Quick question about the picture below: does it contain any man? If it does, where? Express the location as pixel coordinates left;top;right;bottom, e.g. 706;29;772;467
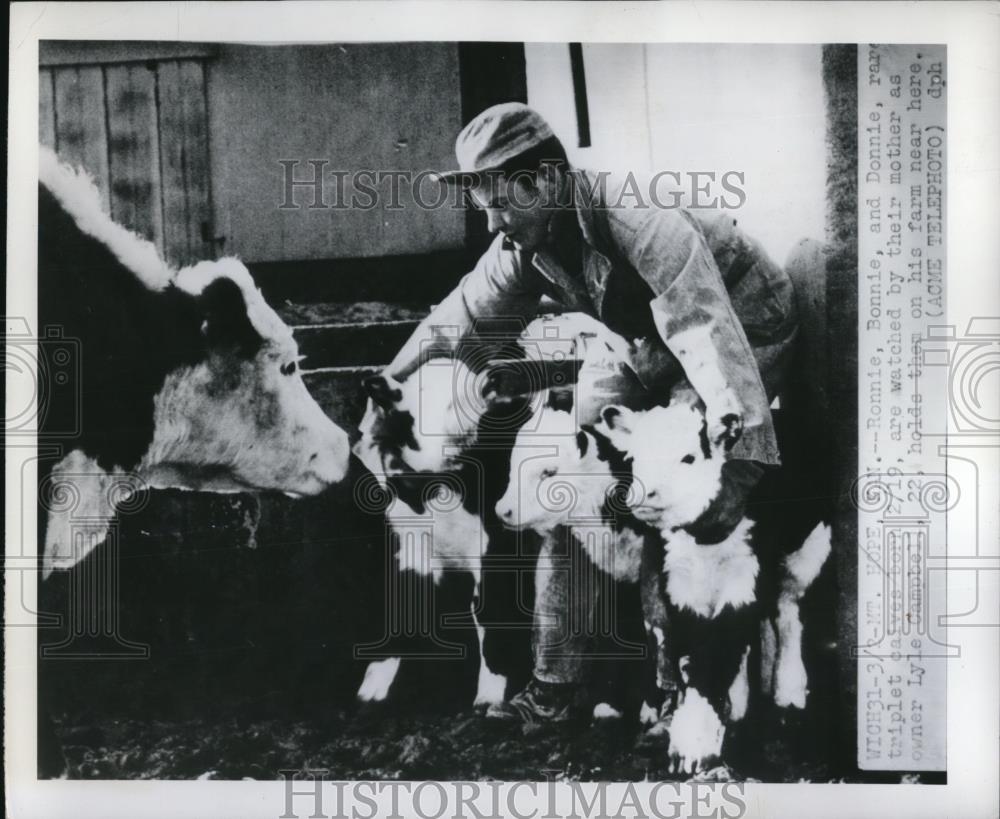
368;102;798;724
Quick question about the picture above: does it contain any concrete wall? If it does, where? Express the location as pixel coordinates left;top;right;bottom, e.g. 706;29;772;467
525;43;826;266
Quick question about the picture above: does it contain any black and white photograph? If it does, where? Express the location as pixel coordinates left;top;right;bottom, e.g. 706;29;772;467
6;3;999;819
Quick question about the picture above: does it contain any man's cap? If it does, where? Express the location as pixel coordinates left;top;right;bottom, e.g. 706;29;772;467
434;102;555;185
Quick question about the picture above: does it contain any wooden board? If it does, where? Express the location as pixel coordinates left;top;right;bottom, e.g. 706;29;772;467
155;60;191;266
39;69;56;149
40;41;217;67
179;61;213;262
156;59;214;266
52;66;111;210
104;64;164;250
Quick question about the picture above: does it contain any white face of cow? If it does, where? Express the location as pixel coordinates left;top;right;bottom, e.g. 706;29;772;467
595;402;738;530
494;406;615;533
140;259;351;496
355;359;485;478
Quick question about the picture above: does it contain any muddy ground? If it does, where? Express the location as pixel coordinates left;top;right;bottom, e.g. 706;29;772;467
54;701;842;782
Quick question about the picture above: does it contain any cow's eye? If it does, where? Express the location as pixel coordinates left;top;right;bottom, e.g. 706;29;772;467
540;467;557;479
280;361;297;376
681;454;696;464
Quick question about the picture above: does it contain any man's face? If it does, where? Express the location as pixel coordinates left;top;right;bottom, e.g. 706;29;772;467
468;172;552;253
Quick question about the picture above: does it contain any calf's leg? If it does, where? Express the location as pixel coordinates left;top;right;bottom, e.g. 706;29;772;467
772;523;832;709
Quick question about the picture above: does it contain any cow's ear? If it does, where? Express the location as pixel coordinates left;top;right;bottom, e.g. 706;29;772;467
363;375;402;410
198;277;262;355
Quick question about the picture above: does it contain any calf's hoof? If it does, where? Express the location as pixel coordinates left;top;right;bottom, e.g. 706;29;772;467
665;689;725;777
773;658;809;709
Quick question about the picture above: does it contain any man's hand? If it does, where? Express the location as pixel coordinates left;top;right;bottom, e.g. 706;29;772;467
480;359;545;404
705;386;744;452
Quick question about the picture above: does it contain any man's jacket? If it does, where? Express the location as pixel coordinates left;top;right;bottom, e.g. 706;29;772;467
419;170;796;464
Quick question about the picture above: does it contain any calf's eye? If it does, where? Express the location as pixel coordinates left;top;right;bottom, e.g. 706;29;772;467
540;467;557;479
280;361;297;376
681;454;696;464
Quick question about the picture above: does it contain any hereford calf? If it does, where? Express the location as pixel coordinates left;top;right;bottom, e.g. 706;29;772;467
494;401;662;721
596;401;831;774
353;359;530;708
495;404;641;582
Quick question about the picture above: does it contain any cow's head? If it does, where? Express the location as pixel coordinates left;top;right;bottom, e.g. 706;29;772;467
354;359;484;481
140;259;351;496
494;404;623;533
594;401;740;530
38;149;352;579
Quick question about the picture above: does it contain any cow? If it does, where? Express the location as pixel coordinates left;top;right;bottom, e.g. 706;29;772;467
352;358;535;709
37;147;351;578
36;147;352;775
595;399;832;774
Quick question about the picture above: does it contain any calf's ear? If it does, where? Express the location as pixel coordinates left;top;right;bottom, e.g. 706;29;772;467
599;405;633;433
595;405;635;454
363;375;403;410
198;276;263;355
714;412;744;452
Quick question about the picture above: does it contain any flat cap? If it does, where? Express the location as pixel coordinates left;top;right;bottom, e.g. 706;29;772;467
434;102;555;185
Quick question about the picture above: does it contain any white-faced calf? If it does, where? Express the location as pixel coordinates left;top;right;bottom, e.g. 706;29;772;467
495;404;642;583
596;401;831;774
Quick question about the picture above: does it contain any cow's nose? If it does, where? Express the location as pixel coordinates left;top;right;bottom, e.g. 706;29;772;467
498;506;513;520
646;489;659;500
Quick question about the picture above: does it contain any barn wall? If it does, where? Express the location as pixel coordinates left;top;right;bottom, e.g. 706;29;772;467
205;43;466;264
39;41;470;271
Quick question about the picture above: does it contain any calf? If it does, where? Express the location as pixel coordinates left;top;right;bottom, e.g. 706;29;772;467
596;401;831;774
493;310;659;720
353;311;647;714
353;359;532;708
495;404;641;582
494;402;659;721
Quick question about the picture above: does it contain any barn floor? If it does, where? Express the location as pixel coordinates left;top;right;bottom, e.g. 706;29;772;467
54;705;843;782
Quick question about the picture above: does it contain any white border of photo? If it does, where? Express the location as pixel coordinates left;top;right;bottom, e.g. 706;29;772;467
7;3;999;818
